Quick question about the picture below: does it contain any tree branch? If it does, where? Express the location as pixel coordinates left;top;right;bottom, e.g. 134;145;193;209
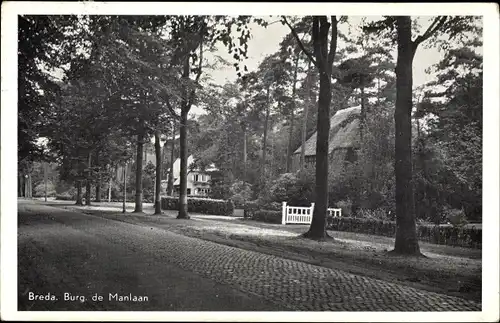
414;16;448;47
188;23;205;107
327;16;338;67
164;95;180;120
282;16;318;69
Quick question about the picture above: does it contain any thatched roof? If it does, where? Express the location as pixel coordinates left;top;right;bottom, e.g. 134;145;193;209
294;106;361;156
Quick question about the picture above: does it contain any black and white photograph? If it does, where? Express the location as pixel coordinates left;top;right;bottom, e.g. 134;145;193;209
1;2;499;322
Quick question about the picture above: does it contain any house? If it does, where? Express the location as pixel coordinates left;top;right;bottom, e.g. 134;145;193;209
168;155;218;197
292;106;361;172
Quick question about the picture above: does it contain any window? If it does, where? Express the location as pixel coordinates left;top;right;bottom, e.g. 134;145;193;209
194;174;199;182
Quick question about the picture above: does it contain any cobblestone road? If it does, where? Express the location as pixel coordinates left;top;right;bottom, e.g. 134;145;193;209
18;201;481;311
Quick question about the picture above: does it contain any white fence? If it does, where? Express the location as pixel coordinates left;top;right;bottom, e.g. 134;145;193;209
281;202;342;225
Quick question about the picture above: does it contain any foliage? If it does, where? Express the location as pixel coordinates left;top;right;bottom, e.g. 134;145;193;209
243;200;260;218
327;217;481;249
262;172;314;207
252;210;282;224
443;207;469;228
229;180;253;208
160;196;234;216
33;181;57;197
335;200;353;218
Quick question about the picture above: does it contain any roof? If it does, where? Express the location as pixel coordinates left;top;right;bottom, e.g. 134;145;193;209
294;106;361;156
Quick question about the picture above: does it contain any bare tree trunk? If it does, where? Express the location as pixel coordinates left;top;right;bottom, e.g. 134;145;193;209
177;108;190;219
44;162;48;202
19;174;24;197
242;125;247;182
85;153;92;206
392;16;421;255
261;85;271;183
300;61;313;170
286;54;300;172
303;16;338;240
304;69;332;239
76;180;83;205
154;130;162;214
134;131;144;213
122;164;127;213
108;174;112;203
167;122;175;196
95;153;101;202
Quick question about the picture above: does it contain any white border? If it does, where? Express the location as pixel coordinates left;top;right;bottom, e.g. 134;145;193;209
2;2;499;322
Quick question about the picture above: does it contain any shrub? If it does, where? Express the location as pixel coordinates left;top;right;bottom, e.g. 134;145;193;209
229;181;253;208
335;200;352;217
357;208;391;221
243;200;260;218
264;172;314;206
33;181;57;197
444;207;469;228
263;201;282;211
252;209;282;224
55;194;75;201
160;196;234;216
326;217;481;249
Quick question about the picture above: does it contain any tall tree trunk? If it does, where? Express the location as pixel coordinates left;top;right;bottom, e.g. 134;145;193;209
286;54;300;172
393;16;421;255
134;131;144;213
177;108;190;219
108;172;112;203
242;125;247;182
28;173;32;198
122;164;127;213
44;162;48;202
303;16;337;240
95;153;101;202
85;153;92;206
300;61;313;170
261;85;271;183
304;69;332;239
360;83;366;142
76;180;83;205
167;122;175;196
19;174;24;197
154;130;162;214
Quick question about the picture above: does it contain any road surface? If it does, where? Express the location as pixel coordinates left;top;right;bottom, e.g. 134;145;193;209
17;200;481;311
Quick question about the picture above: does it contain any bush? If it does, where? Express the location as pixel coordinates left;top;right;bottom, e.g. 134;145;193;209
335;199;352;217
263;172;314;206
327;217;481;249
55;194;75;201
252;209;282;224
357;208;391;221
243;200;260;218
263;201;282;211
444;207;469;227
160;196;234;216
229;181;253;208
33;181;57;197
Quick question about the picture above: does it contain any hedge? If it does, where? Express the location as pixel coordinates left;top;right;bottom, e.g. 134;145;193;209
252;209;282;224
245;203;481;249
161;196;234;216
55;195;75;201
327;217;481;249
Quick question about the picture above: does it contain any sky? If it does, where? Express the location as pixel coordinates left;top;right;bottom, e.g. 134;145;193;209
193;16;447;115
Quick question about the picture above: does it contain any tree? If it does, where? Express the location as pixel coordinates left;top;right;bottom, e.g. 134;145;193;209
154;130;162;214
364;15;481;255
162;15;268;218
283;16;341;240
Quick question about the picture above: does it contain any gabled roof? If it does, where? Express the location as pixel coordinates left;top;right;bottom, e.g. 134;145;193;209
294;106;361;156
